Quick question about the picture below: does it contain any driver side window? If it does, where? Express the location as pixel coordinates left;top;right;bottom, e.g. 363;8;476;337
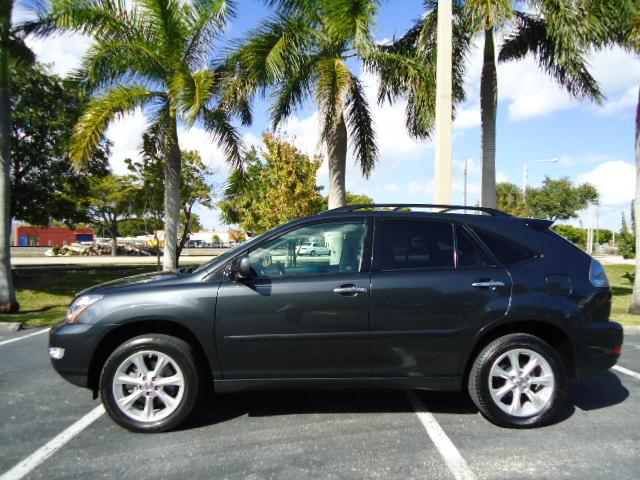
248;221;367;277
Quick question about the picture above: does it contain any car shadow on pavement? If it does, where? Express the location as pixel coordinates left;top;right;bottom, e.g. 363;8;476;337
180;371;628;431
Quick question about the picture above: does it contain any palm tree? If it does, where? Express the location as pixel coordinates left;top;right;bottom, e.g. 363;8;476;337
227;0;380;209
382;0;602;208
47;0;245;270
1;0;37;313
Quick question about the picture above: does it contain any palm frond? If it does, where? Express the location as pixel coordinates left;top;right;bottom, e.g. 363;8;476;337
78;38;167;87
499;12;604;103
269;54;318;128
345;74;377;178
7;37;36;66
70;85;162;168
184;0;236;63
49;0;146;41
201;107;244;167
323;0;380;51
137;0;187;56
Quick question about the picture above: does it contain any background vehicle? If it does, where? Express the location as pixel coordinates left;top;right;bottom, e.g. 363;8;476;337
49;204;623;432
297;241;331;256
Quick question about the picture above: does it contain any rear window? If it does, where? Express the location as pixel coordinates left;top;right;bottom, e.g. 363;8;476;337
472;227;537;266
380;220;454;270
456;226;492;268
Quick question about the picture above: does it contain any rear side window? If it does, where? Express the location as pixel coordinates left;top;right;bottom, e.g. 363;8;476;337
456;226;492;268
379;220;454;270
472;227;536;266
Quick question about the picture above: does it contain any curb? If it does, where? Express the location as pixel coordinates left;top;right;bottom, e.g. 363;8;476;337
0;322;23;333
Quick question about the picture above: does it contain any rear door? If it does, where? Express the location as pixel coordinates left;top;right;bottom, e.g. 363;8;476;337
370;218;511;378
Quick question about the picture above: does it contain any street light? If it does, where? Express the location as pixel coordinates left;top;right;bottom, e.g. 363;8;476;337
522;157;560;200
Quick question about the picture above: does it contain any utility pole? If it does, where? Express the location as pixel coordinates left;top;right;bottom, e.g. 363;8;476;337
463;158;469;206
434;0;453;204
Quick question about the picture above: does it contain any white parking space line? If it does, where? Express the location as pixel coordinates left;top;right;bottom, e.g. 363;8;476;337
0;328;50;347
612;365;640;381
404;390;476;480
0;405;105;480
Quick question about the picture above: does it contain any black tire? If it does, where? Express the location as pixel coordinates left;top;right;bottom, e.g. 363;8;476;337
468;333;567;428
100;334;200;433
310;250;316;256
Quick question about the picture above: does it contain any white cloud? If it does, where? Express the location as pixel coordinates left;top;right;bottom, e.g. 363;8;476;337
454;103;481;130
577;160;635;206
382;183;399;192
26;34;91;77
407;180;435;197
105;109;149;174
496;171;509;183
597;86;638;116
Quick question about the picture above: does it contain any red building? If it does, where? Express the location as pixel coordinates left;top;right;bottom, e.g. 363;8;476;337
12;226;94;247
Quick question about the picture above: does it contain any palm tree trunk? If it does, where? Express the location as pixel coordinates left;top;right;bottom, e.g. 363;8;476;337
628;86;640;314
0;7;19;313
162;115;181;271
327;114;347;210
480;27;498;209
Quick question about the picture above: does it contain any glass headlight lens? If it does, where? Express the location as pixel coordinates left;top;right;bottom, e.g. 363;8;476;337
589;259;609;288
66;294;103;323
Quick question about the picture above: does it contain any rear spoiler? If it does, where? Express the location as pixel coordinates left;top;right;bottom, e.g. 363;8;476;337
523;218;555;231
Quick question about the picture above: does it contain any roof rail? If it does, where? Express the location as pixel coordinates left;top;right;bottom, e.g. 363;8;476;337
324;203;512;217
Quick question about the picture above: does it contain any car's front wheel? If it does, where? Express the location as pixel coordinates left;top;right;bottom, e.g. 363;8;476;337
100;334;200;433
468;333;567;428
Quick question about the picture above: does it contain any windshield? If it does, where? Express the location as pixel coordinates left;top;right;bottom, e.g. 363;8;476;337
192;231;270;274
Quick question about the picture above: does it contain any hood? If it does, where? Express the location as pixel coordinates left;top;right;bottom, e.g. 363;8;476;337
77;270;192;297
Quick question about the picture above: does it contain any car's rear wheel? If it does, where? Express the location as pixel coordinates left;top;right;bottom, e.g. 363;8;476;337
100;334;199;433
310;250;316;256
468;333;567;428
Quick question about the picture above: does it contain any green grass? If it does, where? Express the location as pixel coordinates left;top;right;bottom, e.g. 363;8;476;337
4;264;640;328
604;264;640;327
4;267;157;327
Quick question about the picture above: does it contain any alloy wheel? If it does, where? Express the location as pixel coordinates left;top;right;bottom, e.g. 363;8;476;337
112;350;185;423
488;348;555;418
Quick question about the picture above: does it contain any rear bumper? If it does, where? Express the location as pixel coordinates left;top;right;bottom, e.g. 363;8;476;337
48;322;114;389
574;321;623;380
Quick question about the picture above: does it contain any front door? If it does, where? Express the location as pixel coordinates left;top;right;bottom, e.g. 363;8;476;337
370;219;511;378
215;219;372;379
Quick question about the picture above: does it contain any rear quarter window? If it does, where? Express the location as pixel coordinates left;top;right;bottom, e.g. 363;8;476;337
472;227;537;266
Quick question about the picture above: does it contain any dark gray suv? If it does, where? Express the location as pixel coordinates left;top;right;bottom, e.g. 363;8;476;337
48;204;623;432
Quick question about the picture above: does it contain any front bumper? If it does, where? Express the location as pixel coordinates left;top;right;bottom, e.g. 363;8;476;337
574;321;624;380
48;322;114;389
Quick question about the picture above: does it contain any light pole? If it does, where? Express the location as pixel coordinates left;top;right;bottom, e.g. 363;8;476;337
434;0;453;204
463;158;470;206
522;157;560;201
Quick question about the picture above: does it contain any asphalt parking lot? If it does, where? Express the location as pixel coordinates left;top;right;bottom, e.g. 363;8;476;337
0;329;638;480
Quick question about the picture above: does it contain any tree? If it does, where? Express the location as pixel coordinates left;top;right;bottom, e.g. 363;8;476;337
220;134;324;234
48;0;245;271
496;182;528;216
228;0;379;209
0;0;38;312
127;137;215;266
211;234;221;246
11;60;110;225
80;174;140;255
382;1;601;208
526;177;598;221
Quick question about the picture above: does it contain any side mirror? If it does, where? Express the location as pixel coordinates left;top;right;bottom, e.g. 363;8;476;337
233;254;253;279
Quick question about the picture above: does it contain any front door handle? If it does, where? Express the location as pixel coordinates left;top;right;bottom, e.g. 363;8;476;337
471;280;505;289
333;285;367;296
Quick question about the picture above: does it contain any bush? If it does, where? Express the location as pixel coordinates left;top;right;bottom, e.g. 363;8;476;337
51;245;61;256
552;225;587;250
618;231;636;259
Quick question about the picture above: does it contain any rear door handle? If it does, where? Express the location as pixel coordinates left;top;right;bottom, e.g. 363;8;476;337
471;280;505;289
333;285;367;296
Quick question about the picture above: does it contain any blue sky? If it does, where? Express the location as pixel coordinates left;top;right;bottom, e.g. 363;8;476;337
16;0;640;231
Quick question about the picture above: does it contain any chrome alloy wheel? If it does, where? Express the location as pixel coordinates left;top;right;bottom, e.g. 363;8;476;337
112;350;185;422
488;348;555;418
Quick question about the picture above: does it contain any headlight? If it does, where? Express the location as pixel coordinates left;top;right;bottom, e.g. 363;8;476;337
589;259;609;288
66;294;103;323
